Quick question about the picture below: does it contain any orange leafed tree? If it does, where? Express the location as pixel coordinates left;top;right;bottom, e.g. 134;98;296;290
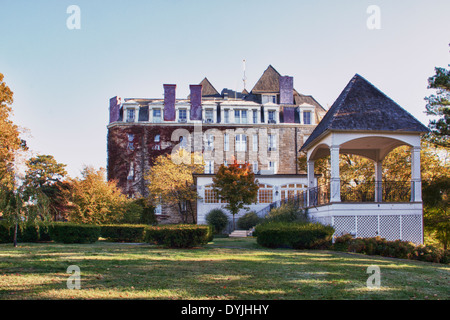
212;159;259;230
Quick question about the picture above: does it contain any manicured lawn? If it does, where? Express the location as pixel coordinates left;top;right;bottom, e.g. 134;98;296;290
0;237;448;300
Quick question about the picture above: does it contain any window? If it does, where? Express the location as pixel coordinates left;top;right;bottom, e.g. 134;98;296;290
205;160;214;174
153;134;160;150
153;109;162;123
258;184;273;203
178;109;187;122
127;109;135;122
253;110;258;124
205;109;214;123
252;161;258;173
224;133;229;151
269;161;277;173
127;163;134;181
224;109;229;123
303;111;311;124
179;136;188;150
155;197;162;215
268;111;276;123
252;134;258;152
280;184;307;201
235;134;247;152
268;134;277;151
127;134;134;151
223;160;228;167
204;185;221;203
234;110;247;124
205;134;214;151
262;95;277;104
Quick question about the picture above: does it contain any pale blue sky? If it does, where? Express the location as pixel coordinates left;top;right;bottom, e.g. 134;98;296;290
1;0;449;178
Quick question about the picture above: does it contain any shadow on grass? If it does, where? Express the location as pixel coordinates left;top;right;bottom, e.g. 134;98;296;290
0;240;448;300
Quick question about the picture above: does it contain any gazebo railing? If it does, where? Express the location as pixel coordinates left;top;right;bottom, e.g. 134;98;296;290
340;180;412;203
305;180;414;207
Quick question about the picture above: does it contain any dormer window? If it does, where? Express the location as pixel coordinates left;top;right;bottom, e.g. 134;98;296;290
153;109;162;123
252;110;258;124
127;109;136;122
303;111;312;125
262;94;277;104
178;109;187;123
268;111;276;124
234;110;247;124
224;109;229;123
205;110;214;123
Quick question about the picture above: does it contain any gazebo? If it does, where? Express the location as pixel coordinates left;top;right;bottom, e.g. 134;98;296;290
300;74;429;244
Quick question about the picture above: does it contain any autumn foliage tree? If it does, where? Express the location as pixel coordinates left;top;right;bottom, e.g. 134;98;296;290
62;166;129;224
212;160;259;230
0;73;25;188
146;149;204;223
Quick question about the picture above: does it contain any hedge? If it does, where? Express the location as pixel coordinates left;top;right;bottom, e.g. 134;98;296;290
333;234;450;264
100;224;147;242
49;223;100;244
255;222;335;249
0;222;51;244
144;224;212;248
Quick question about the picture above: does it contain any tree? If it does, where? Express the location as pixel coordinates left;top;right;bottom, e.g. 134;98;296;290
425;65;450;148
212;160;259;230
0;184;51;247
0;73;24;189
22;154;68;220
62;166;129;224
145;149;204;223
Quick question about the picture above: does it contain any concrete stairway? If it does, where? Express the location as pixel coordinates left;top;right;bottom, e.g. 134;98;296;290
229;229;252;238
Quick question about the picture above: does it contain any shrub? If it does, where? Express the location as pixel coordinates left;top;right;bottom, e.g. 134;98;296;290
237;211;262;230
100;224;147;242
144;224;211;248
256;222;335;249
49;223;100;244
263;203;307;224
332;235;449;264
205;209;229;234
332;233;354;252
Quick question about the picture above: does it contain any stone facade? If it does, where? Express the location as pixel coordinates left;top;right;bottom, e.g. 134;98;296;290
106;65;326;224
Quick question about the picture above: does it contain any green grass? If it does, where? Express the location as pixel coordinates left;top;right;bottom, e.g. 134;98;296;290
0;237;448;300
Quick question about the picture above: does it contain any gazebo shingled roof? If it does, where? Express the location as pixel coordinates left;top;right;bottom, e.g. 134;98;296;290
301;74;429;152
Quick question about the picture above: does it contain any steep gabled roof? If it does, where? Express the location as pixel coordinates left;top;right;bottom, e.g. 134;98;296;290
199;77;221;98
250;65;282;93
301;74;429;151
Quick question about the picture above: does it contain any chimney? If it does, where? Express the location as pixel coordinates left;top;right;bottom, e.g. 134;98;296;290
279;76;294;105
109;96;122;124
163;84;176;121
190;84;202;121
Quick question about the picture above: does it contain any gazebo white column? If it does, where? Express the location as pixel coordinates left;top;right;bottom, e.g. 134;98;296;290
411;146;422;202
374;160;383;202
306;160;315;206
330;145;341;202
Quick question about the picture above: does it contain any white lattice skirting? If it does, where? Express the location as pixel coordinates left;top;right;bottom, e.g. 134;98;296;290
308;203;423;244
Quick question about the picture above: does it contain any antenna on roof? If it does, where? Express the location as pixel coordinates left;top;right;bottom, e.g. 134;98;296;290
242;59;247;91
